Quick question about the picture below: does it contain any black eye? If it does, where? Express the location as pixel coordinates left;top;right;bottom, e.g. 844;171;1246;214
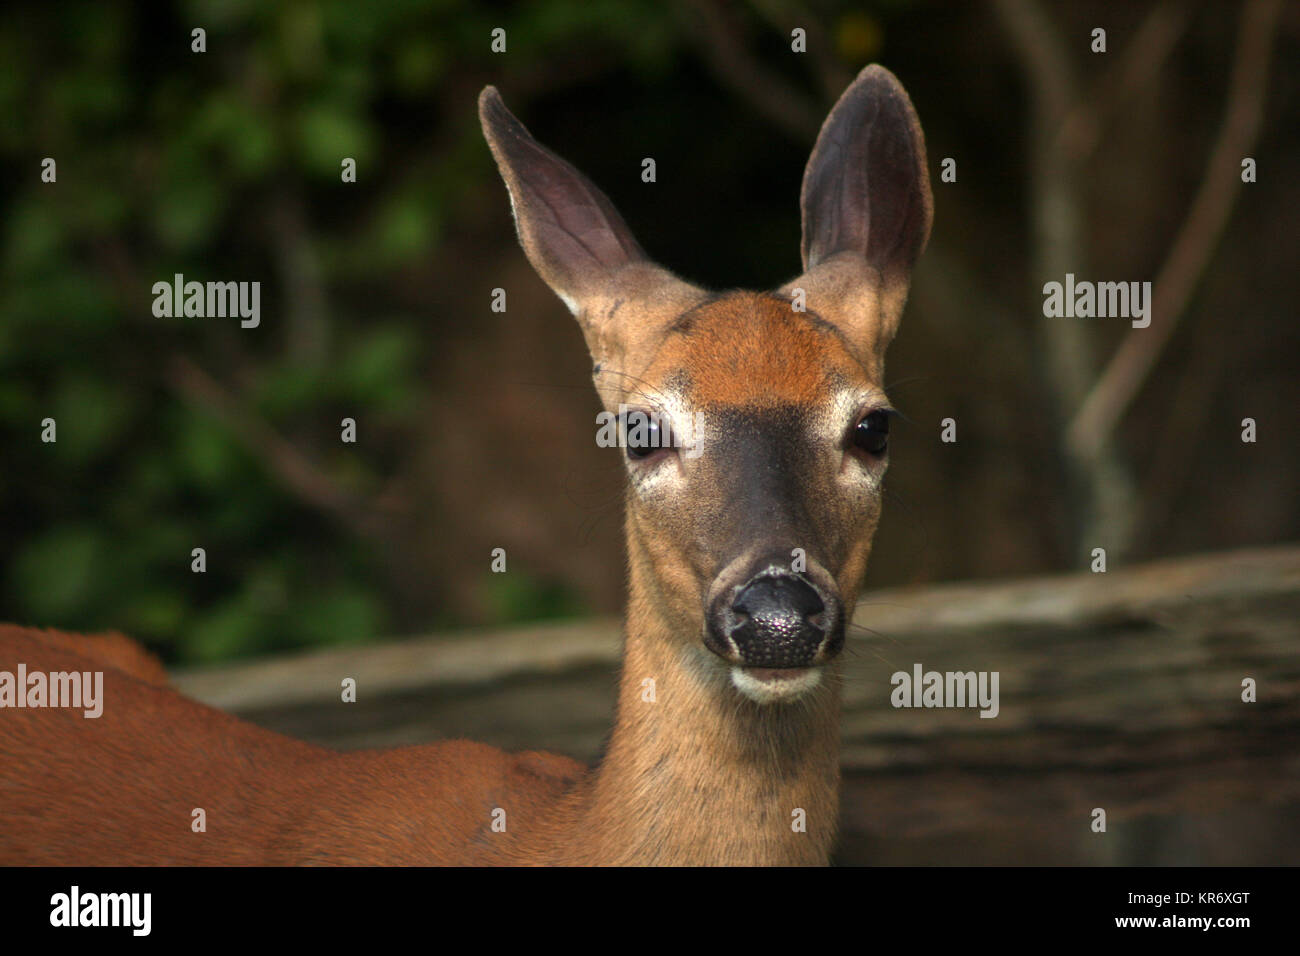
852;411;890;456
621;410;663;460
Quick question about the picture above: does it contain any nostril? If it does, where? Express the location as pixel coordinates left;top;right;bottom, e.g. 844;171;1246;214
732;576;825;625
796;591;825;622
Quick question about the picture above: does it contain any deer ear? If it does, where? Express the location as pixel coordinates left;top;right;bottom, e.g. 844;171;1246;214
479;87;704;401
781;66;932;366
478;86;648;312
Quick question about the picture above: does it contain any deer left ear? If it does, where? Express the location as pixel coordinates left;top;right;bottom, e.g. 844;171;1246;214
780;65;932;369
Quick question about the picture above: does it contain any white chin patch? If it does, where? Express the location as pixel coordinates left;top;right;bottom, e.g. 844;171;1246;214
730;666;823;704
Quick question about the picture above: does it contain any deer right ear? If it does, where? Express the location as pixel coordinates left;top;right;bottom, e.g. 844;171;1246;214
478;87;704;395
780;66;933;370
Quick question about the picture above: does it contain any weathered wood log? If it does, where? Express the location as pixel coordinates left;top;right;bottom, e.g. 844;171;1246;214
172;545;1300;864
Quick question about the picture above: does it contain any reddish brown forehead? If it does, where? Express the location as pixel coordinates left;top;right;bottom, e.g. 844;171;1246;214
648;292;863;407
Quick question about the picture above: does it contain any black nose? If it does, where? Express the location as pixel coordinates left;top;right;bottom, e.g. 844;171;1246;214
722;574;835;668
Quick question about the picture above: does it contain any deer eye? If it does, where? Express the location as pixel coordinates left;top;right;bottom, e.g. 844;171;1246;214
852;410;890;456
620;410;667;461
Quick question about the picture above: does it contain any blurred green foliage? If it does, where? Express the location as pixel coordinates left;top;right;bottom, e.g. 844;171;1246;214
0;0;717;662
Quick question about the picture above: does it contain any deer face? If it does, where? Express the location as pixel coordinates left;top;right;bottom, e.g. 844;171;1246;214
480;66;931;704
612;292;893;702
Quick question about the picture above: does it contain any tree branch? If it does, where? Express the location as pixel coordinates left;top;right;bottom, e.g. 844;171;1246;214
993;0;1143;559
1059;1;1190;160
677;0;822;142
1067;0;1282;465
165;354;383;542
747;0;856;103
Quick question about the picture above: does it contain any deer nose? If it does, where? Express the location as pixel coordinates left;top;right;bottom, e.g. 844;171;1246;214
723;573;836;668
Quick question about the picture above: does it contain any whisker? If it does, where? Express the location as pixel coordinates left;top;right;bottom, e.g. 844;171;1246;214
839;639;903;671
881;375;930;395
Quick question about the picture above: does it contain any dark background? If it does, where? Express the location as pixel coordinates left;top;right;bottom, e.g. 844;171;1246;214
1;0;1295;664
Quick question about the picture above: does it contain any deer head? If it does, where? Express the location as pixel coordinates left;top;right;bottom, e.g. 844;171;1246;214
480;65;931;707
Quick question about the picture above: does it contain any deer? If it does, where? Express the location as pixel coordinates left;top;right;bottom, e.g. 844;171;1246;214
0;64;931;866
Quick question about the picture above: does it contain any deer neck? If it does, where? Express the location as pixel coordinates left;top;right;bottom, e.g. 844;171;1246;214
566;532;842;866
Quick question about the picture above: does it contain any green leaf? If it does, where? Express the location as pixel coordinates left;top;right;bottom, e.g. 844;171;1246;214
338;325;418;407
294;587;383;647
297;103;374;177
254;362;328;418
9;526;106;622
481;570;585;624
178;415;243;490
152;173;220;251
369;191;438;264
50;375;134;465
117;590;188;639
3;198;64;273
186;596;264;663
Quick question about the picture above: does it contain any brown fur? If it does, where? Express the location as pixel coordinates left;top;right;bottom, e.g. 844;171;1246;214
0;626;586;865
0;619;830;865
661;294;857;407
5;625;171;686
